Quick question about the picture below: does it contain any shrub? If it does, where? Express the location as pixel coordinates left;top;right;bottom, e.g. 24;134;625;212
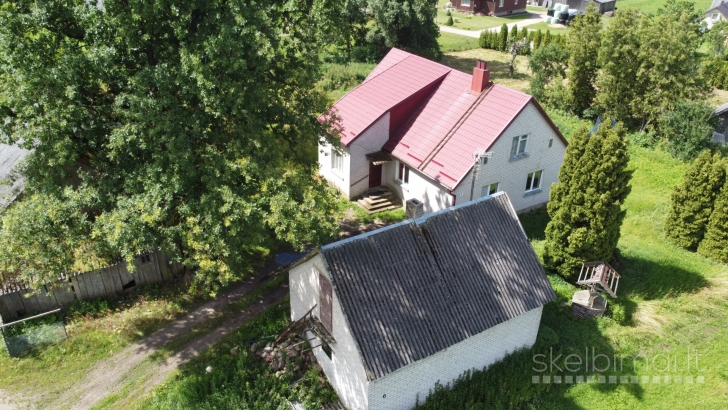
67;297;111;319
659;99;719;161
665;150;726;250
350;45;383;64
446;15;454;26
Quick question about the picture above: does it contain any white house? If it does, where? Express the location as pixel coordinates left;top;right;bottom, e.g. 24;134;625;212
319;49;567;214
705;0;728;28
0;142;30;209
288;192;556;410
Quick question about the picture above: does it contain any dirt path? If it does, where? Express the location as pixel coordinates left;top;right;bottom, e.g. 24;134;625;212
45;264;287;410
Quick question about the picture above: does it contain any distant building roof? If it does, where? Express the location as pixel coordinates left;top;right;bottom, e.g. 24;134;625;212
715;101;728;116
0;143;30;208
324;49;566;190
312;192;556;379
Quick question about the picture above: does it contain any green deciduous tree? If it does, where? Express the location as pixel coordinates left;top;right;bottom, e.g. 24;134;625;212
528;44;569;102
665;151;726;250
566;4;601;116
698;178;728;263
659;100;719;161
0;0;340;292
543;122;633;278
367;0;442;60
705;20;728;58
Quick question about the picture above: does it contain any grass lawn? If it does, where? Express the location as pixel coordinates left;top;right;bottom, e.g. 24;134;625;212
438;32;481;53
441;48;532;92
618;0;712;15
525;21;569;34
436;10;535;31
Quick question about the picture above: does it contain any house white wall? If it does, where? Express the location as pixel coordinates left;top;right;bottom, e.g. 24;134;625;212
347;113;391;198
319;143;352;199
289;255;371;410
383;161;454;214
367;306;544;410
318;113;390;200
705;10;726;29
452;102;566;213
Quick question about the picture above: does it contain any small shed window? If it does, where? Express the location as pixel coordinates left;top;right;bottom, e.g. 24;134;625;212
319;273;333;333
462;0;471;6
140;254;152;265
499;0;504;7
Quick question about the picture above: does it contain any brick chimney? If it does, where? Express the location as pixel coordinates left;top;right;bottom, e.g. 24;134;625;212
470;60;490;94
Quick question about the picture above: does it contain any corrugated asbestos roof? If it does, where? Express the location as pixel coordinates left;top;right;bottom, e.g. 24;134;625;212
319;192;556;379
0;143;30;208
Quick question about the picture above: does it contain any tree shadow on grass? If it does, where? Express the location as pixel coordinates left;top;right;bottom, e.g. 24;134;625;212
618;254;710;301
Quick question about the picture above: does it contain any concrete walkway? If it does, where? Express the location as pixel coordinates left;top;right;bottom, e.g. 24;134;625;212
439;10;547;38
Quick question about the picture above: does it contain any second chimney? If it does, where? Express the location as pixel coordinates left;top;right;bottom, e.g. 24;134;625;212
471;60;490;94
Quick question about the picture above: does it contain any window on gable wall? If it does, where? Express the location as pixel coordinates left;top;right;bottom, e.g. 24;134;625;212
713;13;719;20
525;170;543;192
510;135;528;158
396;161;410;184
481;182;499;197
331;148;344;174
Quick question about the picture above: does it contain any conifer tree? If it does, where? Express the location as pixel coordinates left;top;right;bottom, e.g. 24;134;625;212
446;15;454;26
543;121;632;278
543;30;552;46
665;151;726;250
534;29;543;49
499;23;509;51
698;178;728;263
566;3;601;116
510;25;519;45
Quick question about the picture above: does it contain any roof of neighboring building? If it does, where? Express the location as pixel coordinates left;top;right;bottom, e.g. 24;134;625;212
715;101;728;116
326;49;566;190
0;143;30;208
313;192;556;380
706;2;728;16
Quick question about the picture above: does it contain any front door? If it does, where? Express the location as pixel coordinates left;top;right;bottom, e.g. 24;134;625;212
369;163;382;188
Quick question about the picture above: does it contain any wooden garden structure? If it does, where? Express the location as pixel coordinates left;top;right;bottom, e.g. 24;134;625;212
571;262;621;319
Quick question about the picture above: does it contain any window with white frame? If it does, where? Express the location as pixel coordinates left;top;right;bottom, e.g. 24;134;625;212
525;170;543;192
499;0;504;7
510;134;528;158
481;182;499;197
713;12;719;20
515;0;518;5
462;0;471;6
331;148;344;174
396;161;410;184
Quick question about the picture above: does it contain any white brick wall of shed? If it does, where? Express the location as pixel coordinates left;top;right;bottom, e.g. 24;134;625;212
452;102;566;212
367;306;544;410
289;255;371;410
318;113;391;200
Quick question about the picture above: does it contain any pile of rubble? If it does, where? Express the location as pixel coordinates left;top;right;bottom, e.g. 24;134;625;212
248;333;318;376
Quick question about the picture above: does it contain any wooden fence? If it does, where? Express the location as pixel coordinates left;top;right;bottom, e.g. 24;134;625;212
0;252;179;322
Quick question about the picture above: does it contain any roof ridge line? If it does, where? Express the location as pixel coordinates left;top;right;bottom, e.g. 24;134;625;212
417;85;493;172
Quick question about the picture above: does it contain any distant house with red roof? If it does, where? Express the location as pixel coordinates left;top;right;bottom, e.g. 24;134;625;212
319;48;567;214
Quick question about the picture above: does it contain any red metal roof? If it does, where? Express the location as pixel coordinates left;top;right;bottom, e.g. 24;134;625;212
327;48;563;189
326;52;451;146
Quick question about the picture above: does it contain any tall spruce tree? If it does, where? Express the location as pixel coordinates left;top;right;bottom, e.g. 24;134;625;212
499;24;509;51
510;25;519;45
665;151;726;250
543;121;632;278
566;3;601;116
534;29;543;49
543;30;552;46
698;178;728;263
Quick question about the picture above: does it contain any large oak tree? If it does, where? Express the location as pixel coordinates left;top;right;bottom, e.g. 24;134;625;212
0;0;341;292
